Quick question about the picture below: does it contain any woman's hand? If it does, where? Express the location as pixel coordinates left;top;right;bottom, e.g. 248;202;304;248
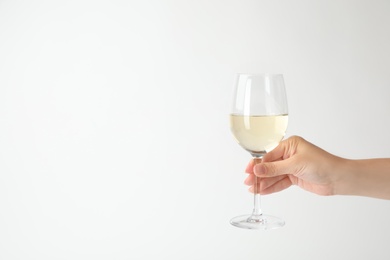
244;136;344;196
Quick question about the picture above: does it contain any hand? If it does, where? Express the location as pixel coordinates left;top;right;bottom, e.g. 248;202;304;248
244;136;343;196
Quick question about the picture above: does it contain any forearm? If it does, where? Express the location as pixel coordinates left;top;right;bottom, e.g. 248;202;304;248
335;158;390;200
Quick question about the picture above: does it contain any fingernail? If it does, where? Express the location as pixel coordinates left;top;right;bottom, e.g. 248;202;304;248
254;164;266;176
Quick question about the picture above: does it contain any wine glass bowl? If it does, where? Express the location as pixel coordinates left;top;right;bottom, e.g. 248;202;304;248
230;73;288;230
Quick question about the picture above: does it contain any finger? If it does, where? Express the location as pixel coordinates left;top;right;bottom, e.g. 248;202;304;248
245;159;255;174
260;176;293;195
248;185;257;194
244;173;255;186
259;175;288;191
246;157;265;173
254;157;299;178
247;175;288;191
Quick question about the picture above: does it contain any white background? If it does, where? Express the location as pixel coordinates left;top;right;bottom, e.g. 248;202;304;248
1;0;390;259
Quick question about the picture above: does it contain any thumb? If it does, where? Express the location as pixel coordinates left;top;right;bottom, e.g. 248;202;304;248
254;158;298;177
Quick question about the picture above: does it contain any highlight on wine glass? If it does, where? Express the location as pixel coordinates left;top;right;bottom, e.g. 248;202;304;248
230;73;288;230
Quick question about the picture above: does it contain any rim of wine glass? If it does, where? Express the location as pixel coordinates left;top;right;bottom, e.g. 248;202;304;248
236;73;284;77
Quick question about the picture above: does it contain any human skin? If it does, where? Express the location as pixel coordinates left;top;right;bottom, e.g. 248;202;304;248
244;136;390;200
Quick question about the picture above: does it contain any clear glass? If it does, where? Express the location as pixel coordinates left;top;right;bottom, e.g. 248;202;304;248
230;73;288;230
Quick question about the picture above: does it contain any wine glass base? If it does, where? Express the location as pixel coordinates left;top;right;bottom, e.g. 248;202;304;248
230;214;285;230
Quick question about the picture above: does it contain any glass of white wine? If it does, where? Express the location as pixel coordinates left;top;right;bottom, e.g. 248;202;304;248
230;73;288;230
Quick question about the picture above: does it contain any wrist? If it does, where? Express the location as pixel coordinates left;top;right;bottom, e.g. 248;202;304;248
332;158;358;196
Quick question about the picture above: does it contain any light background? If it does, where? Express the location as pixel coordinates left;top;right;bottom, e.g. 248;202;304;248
1;0;390;259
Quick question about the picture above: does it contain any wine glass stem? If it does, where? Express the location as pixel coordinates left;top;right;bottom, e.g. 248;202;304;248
252;157;263;217
253;187;262;216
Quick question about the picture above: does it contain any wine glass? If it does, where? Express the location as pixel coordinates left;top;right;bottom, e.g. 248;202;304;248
230;73;288;230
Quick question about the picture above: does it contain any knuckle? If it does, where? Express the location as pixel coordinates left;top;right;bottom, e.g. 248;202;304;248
266;163;276;176
289;135;303;143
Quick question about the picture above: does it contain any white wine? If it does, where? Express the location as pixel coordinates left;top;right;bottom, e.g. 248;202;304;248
230;114;288;156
